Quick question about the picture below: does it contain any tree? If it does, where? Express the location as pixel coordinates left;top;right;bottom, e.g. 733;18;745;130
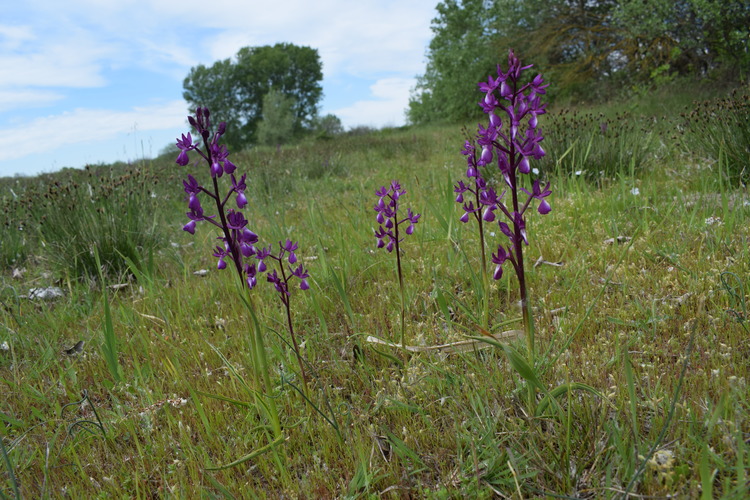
408;0;513;125
613;0;750;80
183;43;323;149
182;59;247;147
410;0;748;122
256;89;296;146
313;114;344;138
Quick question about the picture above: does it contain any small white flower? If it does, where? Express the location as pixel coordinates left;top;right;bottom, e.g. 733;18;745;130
705;216;723;226
575;170;583;176
532;167;540;175
0;341;9;351
630;187;640;196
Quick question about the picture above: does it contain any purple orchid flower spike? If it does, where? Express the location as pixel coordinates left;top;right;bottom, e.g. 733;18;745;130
454;49;552;363
372;180;420;350
174;107;264;289
373;180;420;253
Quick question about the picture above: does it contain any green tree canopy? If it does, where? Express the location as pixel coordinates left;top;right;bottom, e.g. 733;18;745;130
613;0;750;79
408;0;510;125
256;89;296;146
409;0;750;124
183;43;323;149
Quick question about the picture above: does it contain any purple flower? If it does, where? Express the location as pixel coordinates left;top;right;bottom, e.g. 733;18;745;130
280;239;298;264
404;208;420;235
226;210;248;231
183;174;200;194
239;229;258;257
491;246;508;280
521;179;552;214
176;150;190;166
213;245;230;270
267;270;288;296
183;220;196;234
374;180;420;251
454;180;469;203
255;245;271;272
186;203;209;224
232;174;248;208
244;263;258;289
175;133;195;166
460;201;478;223
374;226;392;251
223;158;236;175
175;107;264;290
291;264;310;290
454;48;550;288
499;221;513;240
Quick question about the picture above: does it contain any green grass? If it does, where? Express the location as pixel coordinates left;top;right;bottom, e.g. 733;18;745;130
1;89;749;498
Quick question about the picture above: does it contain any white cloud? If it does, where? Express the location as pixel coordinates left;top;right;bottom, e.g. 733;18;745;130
0;100;187;163
182;1;434;77
0;22;116;88
0;25;35;49
5;1;434;86
0;49;108;88
0;0;437;176
334;77;414;128
0;90;64;112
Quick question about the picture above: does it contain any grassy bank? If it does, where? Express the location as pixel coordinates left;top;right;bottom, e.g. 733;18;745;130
1;86;749;498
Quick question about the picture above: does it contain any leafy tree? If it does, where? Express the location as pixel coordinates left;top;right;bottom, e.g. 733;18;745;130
408;0;512;125
410;0;748;124
313;114;345;138
613;0;750;80
183;43;323;149
182;59;246;146
256;89;296;146
511;0;621;92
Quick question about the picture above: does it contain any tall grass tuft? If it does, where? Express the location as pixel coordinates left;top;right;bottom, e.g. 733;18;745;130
542;108;656;180
94;246;122;384
682;87;750;183
19;165;162;280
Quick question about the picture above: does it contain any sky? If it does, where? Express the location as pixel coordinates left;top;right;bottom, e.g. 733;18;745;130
0;0;437;178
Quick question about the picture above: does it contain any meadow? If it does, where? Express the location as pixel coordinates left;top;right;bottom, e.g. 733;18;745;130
1;81;749;498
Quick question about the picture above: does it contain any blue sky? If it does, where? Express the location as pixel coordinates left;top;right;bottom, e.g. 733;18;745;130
0;0;437;178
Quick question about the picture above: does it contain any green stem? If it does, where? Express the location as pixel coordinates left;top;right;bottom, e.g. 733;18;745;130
394;209;406;351
244;289;281;439
477;189;489;329
283;294;309;395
